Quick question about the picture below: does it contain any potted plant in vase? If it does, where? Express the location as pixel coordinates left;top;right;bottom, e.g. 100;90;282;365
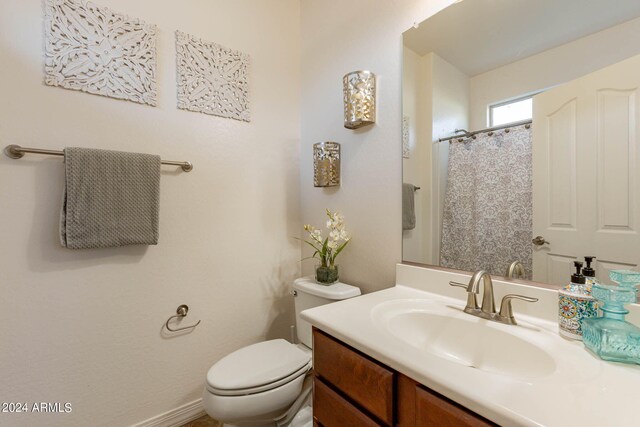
301;209;351;285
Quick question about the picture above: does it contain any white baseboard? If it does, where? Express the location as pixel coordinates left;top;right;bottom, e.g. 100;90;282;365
131;398;206;427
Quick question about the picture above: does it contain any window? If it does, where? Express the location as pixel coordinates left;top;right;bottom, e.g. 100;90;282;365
489;96;533;127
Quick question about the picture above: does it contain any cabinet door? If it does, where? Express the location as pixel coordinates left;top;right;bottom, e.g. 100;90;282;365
397;374;417;427
313;328;394;425
313;378;382;427
415;386;496;427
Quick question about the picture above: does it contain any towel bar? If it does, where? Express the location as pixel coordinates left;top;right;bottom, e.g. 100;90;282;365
165;305;201;332
4;144;193;172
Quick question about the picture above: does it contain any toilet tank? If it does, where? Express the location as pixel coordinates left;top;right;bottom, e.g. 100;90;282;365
292;277;361;348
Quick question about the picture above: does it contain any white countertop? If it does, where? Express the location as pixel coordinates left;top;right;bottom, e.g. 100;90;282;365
300;264;640;427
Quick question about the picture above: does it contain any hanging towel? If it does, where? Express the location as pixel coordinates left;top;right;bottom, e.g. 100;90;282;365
60;147;161;249
402;183;416;231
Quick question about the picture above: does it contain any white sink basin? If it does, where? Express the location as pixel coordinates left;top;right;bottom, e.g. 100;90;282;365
371;299;556;379
300;275;625;427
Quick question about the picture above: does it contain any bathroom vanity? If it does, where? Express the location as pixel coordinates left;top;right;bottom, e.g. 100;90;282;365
312;327;494;426
301;264;640;427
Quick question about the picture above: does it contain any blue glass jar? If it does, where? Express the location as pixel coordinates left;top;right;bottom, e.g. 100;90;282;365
582;270;640;365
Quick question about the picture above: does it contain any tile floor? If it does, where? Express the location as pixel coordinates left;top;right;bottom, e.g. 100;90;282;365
180;414;222;427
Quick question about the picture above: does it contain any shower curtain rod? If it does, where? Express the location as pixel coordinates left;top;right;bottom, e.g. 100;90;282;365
437;119;532;143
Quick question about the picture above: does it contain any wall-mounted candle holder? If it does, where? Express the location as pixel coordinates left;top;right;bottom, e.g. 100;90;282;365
313;142;340;187
343;70;376;129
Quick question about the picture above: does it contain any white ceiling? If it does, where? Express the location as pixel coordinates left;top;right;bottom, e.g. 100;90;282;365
403;0;640;76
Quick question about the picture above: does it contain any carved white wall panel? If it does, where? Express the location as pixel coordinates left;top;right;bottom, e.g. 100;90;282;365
402;115;410;159
175;31;250;122
44;0;157;106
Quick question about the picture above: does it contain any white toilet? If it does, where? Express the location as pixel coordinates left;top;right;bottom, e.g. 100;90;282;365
202;277;361;426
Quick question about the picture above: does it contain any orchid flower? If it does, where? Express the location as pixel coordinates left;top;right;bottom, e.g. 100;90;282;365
299;209;351;268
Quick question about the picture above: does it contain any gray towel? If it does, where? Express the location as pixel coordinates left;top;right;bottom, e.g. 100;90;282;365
402;183;416;231
60;147;161;249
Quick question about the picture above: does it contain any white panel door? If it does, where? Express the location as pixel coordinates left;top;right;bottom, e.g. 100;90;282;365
533;55;640;286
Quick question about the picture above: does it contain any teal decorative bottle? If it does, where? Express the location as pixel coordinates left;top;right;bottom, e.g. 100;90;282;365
582;270;640;365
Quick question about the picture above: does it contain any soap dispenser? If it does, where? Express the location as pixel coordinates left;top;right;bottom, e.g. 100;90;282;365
558;261;598;340
582;270;640;364
582;256;600;289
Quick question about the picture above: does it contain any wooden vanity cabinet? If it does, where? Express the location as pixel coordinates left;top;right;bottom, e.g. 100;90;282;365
398;375;497;427
312;328;497;427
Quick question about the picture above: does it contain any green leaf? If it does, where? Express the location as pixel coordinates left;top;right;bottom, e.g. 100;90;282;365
330;240;350;263
320;237;329;254
293;236;321;253
319;237;329;266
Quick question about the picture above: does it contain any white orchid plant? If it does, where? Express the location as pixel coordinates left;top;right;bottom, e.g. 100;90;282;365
301;209;351;268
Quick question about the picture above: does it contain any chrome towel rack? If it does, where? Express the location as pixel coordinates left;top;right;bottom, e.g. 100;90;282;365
165;305;201;332
4;144;193;172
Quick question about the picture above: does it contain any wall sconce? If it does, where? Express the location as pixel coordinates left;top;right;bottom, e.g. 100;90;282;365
313;142;340;187
343;70;376;129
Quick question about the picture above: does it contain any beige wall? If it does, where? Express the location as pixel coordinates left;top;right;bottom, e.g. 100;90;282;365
300;0;454;293
0;1;300;426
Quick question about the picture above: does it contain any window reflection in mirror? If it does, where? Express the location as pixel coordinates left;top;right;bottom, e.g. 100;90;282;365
490;96;533;127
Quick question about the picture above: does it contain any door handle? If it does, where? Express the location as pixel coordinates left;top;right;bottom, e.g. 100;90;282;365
532;236;550;246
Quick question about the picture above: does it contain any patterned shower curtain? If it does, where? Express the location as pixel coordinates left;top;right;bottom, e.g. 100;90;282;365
440;126;533;279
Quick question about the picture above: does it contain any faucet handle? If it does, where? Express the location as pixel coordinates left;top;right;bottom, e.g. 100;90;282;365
498;294;538;324
449;281;467;289
449;281;479;311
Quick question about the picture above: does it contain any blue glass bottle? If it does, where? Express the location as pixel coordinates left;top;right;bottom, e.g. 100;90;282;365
582;270;640;365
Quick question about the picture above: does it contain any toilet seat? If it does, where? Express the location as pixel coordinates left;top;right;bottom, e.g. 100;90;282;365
206;339;311;397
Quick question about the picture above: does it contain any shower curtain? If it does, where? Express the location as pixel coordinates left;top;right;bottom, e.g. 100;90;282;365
440;126;532;279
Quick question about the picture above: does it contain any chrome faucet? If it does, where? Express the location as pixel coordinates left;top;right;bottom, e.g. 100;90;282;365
506;261;526;279
450;270;538;325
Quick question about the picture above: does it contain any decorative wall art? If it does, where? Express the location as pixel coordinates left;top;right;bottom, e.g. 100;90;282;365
175;31;250;122
44;0;157;106
313;142;340;187
402;115;410;159
343;70;376;129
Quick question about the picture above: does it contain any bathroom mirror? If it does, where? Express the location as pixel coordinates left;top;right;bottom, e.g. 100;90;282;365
402;0;640;287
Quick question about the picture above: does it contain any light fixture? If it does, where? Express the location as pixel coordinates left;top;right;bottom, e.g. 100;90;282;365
313;142;340;187
343;71;376;129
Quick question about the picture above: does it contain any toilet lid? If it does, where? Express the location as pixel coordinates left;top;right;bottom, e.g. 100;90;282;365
206;339;311;393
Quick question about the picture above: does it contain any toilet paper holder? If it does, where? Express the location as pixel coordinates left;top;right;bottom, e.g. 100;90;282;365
165;304;201;332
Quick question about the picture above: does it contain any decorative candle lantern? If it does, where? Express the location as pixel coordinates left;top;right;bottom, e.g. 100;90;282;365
313;142;340;187
343;70;376;129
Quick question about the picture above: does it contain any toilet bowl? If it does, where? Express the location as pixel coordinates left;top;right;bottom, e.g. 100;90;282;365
203;277;360;426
